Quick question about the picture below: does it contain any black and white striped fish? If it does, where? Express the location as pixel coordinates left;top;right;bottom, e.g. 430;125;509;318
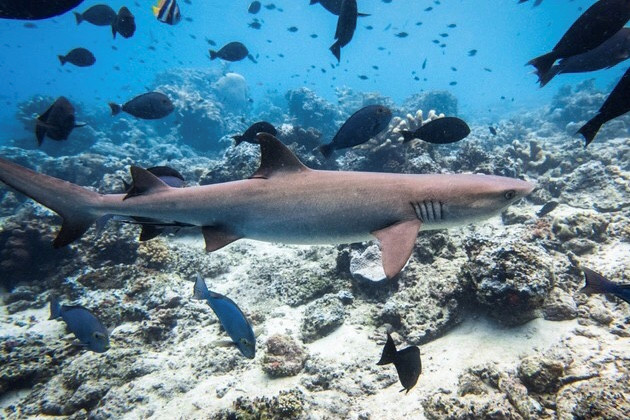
153;0;181;25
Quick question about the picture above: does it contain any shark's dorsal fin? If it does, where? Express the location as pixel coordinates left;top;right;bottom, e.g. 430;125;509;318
251;133;310;179
372;219;422;279
123;166;170;200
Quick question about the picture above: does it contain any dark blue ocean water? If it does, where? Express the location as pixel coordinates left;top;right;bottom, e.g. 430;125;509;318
0;0;624;141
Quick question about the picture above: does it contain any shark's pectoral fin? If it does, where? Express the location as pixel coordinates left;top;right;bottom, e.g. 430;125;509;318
250;133;310;179
202;226;242;252
123;166;170;200
372;219;422;279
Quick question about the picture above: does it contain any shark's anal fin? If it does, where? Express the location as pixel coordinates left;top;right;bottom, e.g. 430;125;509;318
123;166;170;200
202;226;242;252
372;219;422;279
250;133;310;179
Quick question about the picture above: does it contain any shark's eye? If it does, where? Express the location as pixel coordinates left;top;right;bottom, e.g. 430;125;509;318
504;190;516;200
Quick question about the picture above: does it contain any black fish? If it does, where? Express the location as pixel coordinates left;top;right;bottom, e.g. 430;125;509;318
58;47;95;67
249;20;261;29
518;0;543;6
329;0;357;62
309;0;369;17
319;105;392;158
539;27;630;87
287;26;298;32
50;296;110;353
248;1;261;14
577;66;630;146
112;6;136;39
0;0;84;20
527;0;630;80
581;267;630;304
233;121;277;145
395;32;408;38
536;201;558;217
209;42;249;61
488;126;497;135
376;333;421;394
109;92;174;120
35;96;85;146
401;117;470;144
74;4;115;26
468;49;477;56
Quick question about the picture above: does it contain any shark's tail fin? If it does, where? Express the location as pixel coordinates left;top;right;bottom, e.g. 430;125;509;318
0;158;102;247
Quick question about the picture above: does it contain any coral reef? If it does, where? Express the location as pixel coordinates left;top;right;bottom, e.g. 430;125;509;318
301;294;346;342
261;334;308;378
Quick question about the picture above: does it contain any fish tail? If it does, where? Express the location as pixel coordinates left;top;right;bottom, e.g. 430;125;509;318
400;130;415;143
538;65;560;88
0;158;103;248
58;55;66;66
232;135;244;146
376;333;397;365
577;114;604;147
329;42;341;62
193;274;210;300
527;51;557;81
581;267;615;295
319;143;334;158
111;24;117;39
109;103;122;116
309;0;319;4
49;296;62;320
74;12;83;24
209;50;218;60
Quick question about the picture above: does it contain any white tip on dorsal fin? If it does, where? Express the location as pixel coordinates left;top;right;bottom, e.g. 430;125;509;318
123;166;170;200
250;133;310;179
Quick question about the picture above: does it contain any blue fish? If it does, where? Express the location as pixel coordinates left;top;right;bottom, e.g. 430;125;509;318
153;0;181;25
193;275;256;359
581;267;630;304
49;296;110;353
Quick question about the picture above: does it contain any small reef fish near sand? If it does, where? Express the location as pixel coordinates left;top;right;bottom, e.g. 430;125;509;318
35;96;85;146
536;201;558;217
74;4;116;26
209;41;249;62
58;47;95;67
0;0;84;20
153;0;181;26
193;274;256;359
377;333;421;393
319;105;392;158
0;133;534;280
49;296;110;353
401;116;471;144
233;121;277;145
581;267;630;304
109;92;174;120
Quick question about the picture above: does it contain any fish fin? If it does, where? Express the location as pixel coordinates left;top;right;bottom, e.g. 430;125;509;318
201;226;241;252
527;51;557;80
318;143;334;158
193;273;209;299
538;65;560;88
376;333;397;365
330;42;341;62
400;130;415;143
49;296;62;320
109;103;122;116
74;12;82;24
112;24;117;39
309;0;319;4
372;219;421;279
74;121;87;128
58;55;66;66
212;339;235;347
123;166;170;200
94;214;113;238
577;115;604;147
250;133;310;179
35;125;47;146
358;12;371;17
581;267;616;295
209;49;217;60
152;5;160;16
139;225;163;241
54;218;94;248
232;135;244;145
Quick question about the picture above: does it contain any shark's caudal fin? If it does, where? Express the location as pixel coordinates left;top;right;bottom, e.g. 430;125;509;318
0;158;102;247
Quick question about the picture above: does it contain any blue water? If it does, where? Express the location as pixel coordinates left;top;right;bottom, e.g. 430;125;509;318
0;0;624;136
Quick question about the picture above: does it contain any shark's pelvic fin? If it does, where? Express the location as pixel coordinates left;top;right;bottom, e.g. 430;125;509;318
372;219;422;279
123;166;170;200
250;133;310;179
202;226;242;252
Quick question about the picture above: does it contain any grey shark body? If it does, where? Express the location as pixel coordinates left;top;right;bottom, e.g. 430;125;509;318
0;133;534;278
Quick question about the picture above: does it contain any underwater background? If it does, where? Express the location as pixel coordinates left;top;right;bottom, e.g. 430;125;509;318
0;0;629;419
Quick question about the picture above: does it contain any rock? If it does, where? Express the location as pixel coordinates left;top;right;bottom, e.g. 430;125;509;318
301;294;345;342
543;288;578;321
497;373;545;419
517;356;565;394
556;376;630;419
262;334;308;378
349;245;387;283
213;388;306;419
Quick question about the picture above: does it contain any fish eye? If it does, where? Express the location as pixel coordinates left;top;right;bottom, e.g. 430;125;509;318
504;190;516;200
93;332;105;340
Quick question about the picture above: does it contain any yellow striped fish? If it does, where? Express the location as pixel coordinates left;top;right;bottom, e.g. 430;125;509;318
153;0;181;25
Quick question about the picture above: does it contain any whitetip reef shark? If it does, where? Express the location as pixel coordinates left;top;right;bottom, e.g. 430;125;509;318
0;133;534;278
